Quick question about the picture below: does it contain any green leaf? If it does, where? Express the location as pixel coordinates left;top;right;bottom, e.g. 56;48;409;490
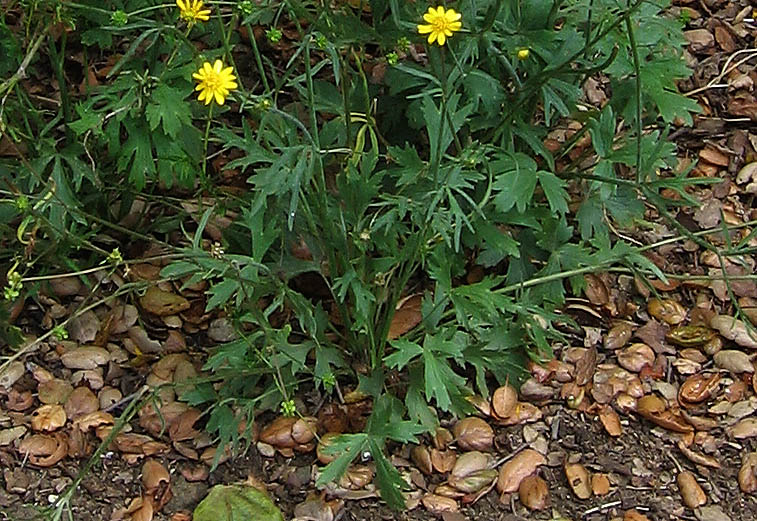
492;152;538;213
369;437;408;510
537;171;569;214
316;433;368;486
384;339;423;370
145;84;192;139
206;279;240;311
193;485;284;521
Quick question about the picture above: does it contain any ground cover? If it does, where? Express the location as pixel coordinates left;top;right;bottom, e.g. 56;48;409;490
2;0;757;520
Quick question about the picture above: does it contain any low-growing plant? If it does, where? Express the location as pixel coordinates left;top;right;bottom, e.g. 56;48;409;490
1;0;704;510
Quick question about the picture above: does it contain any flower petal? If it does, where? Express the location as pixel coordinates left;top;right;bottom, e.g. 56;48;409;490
437;32;446;46
418;24;433;34
214;91;225;105
213;60;223;73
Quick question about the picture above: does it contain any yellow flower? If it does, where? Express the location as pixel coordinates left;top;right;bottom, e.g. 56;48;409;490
193;60;238;106
417;6;462;46
176;0;211;24
517;48;530;60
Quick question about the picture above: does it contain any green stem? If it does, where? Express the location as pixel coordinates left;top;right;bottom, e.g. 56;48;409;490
625;14;643;184
202;103;214;186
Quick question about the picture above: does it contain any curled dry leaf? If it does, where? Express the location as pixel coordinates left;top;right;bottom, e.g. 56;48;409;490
677;440;720;469
678;374;720;406
433;427;453;450
564;462;592;499
710;315;757;349
713;350;754;374
19;432;68;467
30;404;67;432
677;471;706;509
518;475;549;510
584;274;609;305
598;406;622;437
421;494;458;514
491;384;518;418
519;378;555;401
636;395;693;433
338;465;373;490
738;452;757;493
259;416;317;450
127;497;154;521
591;473;611;495
431;448;457;474
647;299;687;325
496;449;546;493
617;344;655;373
142;459;171;491
452;417;493;451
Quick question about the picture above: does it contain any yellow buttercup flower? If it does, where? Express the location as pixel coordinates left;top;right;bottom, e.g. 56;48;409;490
517;48;530;60
417;6;462;46
193;60;238;106
176;0;211;24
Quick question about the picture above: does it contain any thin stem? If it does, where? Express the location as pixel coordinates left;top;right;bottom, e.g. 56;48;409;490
202;103;214;186
625;13;643;184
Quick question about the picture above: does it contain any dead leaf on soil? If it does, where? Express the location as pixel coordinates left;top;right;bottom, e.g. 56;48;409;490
713;350;754;374
30;404;67;432
564;462;592;499
387;294;422;340
591;473;611;495
519;474;549;510
710;315;757;349
598;406;622;437
648;299;687;325
140;286;191;316
496;448;546;493
422;494;458;514
738;452;757;493
491;384;518;418
452;417;493;451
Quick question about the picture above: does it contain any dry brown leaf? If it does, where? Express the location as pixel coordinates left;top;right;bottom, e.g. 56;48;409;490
574;346;597;386
19;432;68;467
624;509;651;521
598;406;622;437
584;274;609;305
64;386;99;419
38;378;74;405
142;459;170;491
448;469;498;494
496;449;546;493
491;384;518;418
647;299;687;325
713;350;754;374
677;440;720;469
617;344;655;373
431;448;457;474
410;445;433;475
140;286;190;316
666;325;716;347
30;404;67;432
60;346;110;370
738;452;757;493
678;374;720;406
591;473;611;496
496;402;543;426
730;418;757;439
683;29;714;51
518;475;549;511
421;494;458;514
452;417;493;451
636;395;693;433
449;451;490;480
564;462;591;499
387;295;422;340
604;323;633;350
677;471;706;508
710;315;757;349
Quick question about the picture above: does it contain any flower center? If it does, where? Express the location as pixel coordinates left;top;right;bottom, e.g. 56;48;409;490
432;18;449;32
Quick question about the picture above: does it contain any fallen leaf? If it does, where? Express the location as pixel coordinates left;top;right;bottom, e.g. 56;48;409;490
604;323;633;350
491;384;518;418
193;484;284;521
140;286;191;316
730;418;757;439
564;462;591;499
598;406;622;437
387;295;422;340
496;449;546;493
452;417;493;451
647;299;687;325
519;475;549;510
30;404;67;432
738;452;757;493
60;345;110;370
677;470;707;508
710;315;757;349
713;350;754;374
591;473;611;495
617;343;655;373
422;494;458;514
